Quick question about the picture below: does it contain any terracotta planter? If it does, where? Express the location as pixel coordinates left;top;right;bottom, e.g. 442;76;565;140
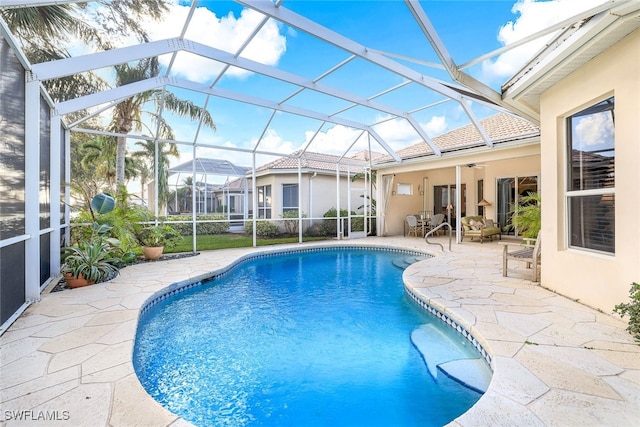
64;273;94;288
142;246;164;260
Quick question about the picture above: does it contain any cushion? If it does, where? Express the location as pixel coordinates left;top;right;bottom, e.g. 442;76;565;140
469;219;484;230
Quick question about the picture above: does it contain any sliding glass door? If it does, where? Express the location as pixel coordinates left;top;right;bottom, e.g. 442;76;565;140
496;176;538;235
433;184;466;226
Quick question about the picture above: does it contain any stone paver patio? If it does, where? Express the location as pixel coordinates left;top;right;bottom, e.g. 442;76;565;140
1;236;639;426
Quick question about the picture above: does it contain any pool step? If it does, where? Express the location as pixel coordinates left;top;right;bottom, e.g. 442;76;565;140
438;359;492;394
391;256;429;270
410;324;491;393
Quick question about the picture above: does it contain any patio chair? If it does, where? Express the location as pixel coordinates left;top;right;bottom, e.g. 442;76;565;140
499;233;541;282
428;214;445;235
406;215;420;237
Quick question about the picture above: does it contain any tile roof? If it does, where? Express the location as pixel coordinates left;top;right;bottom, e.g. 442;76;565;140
255;150;369;173
389;112;540;161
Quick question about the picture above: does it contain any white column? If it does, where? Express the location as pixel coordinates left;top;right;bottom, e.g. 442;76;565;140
50;115;61;275
191;147;197;252
64;128;71;244
335;165;341;239
252;153;257;247
24;79;41;302
456;164;461;244
347;165;351;237
297;158;302;243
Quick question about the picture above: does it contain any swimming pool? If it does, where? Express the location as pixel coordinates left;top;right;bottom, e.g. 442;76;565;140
134;247;490;426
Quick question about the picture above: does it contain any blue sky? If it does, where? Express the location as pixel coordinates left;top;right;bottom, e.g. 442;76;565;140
101;0;608;184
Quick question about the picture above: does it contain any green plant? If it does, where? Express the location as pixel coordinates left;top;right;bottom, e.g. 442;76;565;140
170;215;230;235
281;210;306;235
244;220;280;238
134;223;182;248
614;282;640;342
61;240;121;283
322;208;355;236
507;192;541;238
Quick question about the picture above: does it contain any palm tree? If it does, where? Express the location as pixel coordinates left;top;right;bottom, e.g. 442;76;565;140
132;139;180;210
110;57;216;187
80;135;138;187
1;1;170;102
177;176;194;213
135;161;152;206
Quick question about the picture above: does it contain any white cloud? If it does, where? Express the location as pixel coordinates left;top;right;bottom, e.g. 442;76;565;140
304;126;368;155
574;112;614;148
142;4;287;82
369;115;448;149
422;115;448;136
370;118;420;150
254;128;298;154
482;0;609;82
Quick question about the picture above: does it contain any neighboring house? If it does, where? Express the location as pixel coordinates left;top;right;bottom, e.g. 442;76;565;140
148;158;250;216
248;150;375;235
373;112;541;237
501;7;640;312
162;151;377;234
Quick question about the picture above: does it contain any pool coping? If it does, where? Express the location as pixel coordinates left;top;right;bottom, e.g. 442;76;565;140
2;237;640;426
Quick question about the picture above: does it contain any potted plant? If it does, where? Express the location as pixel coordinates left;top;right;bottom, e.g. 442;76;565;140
61;240;121;288
134;223;181;260
61;192;129;288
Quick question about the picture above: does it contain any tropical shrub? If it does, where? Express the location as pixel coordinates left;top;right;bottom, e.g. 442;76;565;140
614;282;640;342
245;220;280;238
322;208;347;236
281;210;306;235
170;215;230;235
304;223;328;237
508;192;541;238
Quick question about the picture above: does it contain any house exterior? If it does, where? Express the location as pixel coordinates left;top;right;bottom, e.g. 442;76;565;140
247;151;374;235
153;151;375;234
373;112;541;237
503;12;640;312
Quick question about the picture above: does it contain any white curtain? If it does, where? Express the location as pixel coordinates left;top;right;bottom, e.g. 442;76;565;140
381;174;395;236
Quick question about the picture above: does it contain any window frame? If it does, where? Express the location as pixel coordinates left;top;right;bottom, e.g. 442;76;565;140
565;96;615;255
396;183;412;196
282;183;299;214
256;184;272;219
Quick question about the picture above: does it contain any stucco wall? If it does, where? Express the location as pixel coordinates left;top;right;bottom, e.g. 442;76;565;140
539;28;640;312
257;173;366;221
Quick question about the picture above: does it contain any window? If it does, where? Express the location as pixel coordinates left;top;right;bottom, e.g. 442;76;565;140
257;185;272;219
282;183;298;213
566;97;615;254
396;183;412;195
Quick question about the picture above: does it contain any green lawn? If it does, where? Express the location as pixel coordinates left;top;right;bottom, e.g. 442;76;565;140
168;234;330;253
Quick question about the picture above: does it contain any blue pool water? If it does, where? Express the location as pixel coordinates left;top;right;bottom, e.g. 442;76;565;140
134;248;487;426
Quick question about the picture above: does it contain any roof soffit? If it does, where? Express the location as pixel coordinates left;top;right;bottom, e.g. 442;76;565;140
502;1;640;111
